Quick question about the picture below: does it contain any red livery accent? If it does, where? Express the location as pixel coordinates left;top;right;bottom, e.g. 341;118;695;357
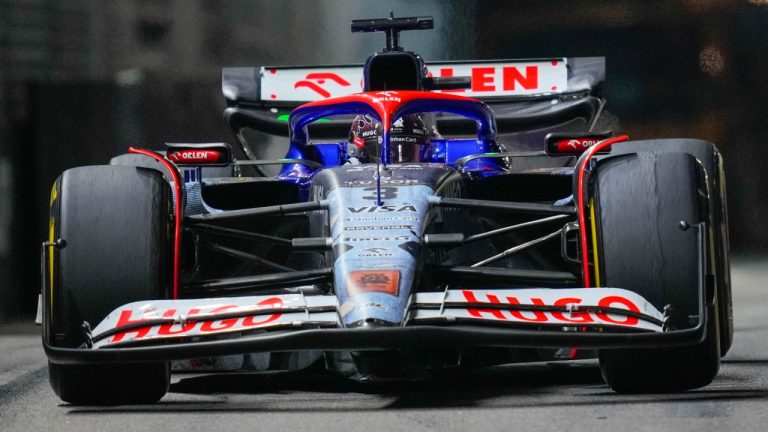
472;67;496;92
545;132;613;155
167;149;223;164
199;305;238;332
110;297;284;343
242;297;284;327
554;138;602;153
111;309;154;342
505;296;548;322
462;290;505;319
552;298;593;323
437;65;540;92
575;135;630;288
460;290;642;326
295;90;486;133
295;81;331;98
304;72;352;86
596;296;640;325
502;66;538;91
128;147;182;299
294;72;352;98
157;308;199;335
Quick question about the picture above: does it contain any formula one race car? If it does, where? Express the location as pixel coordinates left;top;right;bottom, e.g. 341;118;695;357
41;15;732;404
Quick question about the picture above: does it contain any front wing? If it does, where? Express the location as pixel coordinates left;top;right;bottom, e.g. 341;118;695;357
44;284;710;365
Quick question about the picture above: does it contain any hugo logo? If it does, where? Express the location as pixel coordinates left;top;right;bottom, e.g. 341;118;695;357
461;290;641;326
110;297;284;342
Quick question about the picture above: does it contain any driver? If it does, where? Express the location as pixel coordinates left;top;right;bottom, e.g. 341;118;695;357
347;113;431;164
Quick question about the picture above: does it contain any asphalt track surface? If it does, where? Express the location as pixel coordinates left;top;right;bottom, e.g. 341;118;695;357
1;258;767;431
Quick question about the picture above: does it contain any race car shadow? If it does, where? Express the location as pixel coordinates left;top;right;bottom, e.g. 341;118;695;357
162;360;767;409
64;360;768;413
169;359;606;399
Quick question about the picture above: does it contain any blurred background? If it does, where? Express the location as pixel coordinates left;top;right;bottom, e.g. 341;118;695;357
1;0;766;322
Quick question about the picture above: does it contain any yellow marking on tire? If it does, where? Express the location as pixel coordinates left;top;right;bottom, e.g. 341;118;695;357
48;217;55;315
48;182;57;317
49;182;58;208
589;198;601;287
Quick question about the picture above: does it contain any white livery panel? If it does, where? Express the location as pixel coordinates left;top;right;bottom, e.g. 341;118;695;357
259;59;568;102
90;287;664;349
91;294;340;348
408;288;665;332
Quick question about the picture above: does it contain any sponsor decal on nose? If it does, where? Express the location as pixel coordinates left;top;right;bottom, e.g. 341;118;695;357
347;270;400;296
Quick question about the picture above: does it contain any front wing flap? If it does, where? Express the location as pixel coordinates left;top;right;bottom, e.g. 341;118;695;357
407;288;665;332
90;294;340;349
45;285;707;365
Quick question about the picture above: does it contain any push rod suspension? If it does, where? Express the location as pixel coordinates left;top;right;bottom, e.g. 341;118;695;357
431;196;576;215
189;224;292;245
187;200;327;222
471;229;562;268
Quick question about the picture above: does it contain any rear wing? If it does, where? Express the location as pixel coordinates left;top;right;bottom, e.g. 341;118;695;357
223;57;605;106
222;58;607;151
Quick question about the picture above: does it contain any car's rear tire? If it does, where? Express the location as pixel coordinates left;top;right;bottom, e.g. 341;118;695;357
46;165;172;404
594;151;720;393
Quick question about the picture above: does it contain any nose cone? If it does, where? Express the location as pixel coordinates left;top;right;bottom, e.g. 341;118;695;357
312;164;457;327
337;291;406;327
346;317;398;329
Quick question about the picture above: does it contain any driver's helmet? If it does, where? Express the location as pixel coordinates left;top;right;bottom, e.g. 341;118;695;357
347;113;430;163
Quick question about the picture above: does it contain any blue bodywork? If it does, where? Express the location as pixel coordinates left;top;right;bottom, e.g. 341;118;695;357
278;94;507;180
310;163;460;327
267;93;513;327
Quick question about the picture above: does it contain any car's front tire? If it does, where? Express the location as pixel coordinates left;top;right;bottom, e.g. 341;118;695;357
46;165;172;404
593;150;720;393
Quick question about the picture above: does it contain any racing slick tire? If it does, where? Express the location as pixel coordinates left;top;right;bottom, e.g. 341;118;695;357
609;139;732;357
46;165;172;404
594;151;720;393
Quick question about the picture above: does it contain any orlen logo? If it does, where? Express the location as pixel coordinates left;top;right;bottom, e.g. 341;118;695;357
557;138;600;152
294;72;352;98
432;65;540;93
372;91;401;103
546;133;611;155
462;290;641;326
168;149;222;164
110;297;283;343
